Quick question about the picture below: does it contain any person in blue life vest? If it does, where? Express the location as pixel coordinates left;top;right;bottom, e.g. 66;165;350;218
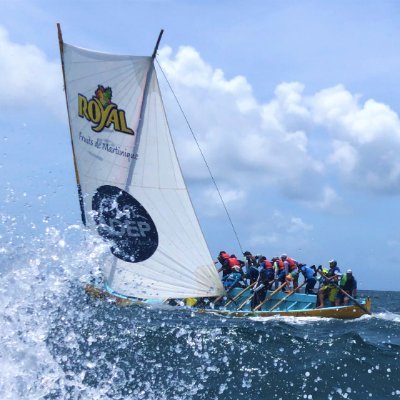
222;265;246;291
243;251;259;284
298;263;317;294
335;269;357;306
317;259;341;308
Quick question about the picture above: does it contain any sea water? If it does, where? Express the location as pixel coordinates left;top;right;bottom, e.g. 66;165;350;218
1;210;399;399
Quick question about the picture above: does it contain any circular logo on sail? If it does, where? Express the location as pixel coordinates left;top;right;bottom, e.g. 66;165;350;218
92;185;158;263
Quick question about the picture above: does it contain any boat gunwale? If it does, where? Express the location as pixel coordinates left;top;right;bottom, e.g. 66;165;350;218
85;284;372;319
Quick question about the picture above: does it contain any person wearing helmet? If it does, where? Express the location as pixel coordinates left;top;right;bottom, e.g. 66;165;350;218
316;259;341;308
335;269;357;306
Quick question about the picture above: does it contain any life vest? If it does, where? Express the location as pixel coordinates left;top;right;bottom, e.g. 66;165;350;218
341;275;355;291
228;257;240;267
287;257;297;271
274;259;285;270
263;259;273;269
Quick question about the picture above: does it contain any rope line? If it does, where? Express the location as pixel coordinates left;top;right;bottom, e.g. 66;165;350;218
155;58;244;254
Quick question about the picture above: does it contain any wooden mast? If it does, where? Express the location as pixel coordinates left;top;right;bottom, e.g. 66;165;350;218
56;23;87;225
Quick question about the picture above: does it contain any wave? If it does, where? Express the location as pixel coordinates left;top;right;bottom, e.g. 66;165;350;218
0;214;399;399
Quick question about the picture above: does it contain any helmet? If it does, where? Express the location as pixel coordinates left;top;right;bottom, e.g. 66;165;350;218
243;251;252;256
329;259;337;267
281;253;287;260
347;269;352;274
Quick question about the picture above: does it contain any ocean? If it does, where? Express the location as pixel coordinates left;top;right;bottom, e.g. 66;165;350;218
1;221;399;400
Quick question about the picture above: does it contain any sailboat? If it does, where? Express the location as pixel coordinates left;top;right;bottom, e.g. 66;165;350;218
57;25;371;319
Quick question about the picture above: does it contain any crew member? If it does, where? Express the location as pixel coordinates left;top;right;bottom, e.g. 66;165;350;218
252;259;274;309
336;269;357;305
317;260;341;308
243;251;259;284
216;251;230;276
298;263;317;294
281;254;299;289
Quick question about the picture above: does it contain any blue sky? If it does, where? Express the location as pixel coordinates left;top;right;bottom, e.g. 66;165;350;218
1;0;400;290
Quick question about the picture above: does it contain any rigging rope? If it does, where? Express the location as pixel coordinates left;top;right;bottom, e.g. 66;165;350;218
156;58;244;255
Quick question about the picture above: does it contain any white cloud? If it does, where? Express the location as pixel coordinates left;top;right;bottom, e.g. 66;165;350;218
4;29;399;205
159;46;400;199
245;210;313;253
328;140;358;174
301;186;342;210
0;26;63;118
286;216;313;233
200;186;246;216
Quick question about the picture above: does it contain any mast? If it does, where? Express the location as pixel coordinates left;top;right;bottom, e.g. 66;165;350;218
57;23;87;225
124;29;164;190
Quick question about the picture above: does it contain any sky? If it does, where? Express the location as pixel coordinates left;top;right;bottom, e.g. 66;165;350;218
1;0;400;290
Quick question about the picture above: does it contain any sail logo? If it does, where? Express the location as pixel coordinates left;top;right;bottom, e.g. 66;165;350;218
78;85;134;134
106;218;151;238
92;185;159;263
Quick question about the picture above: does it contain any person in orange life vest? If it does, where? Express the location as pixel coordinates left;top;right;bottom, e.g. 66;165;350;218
281;254;299;289
216;251;231;277
259;256;275;289
251;257;274;308
226;254;242;274
272;256;285;289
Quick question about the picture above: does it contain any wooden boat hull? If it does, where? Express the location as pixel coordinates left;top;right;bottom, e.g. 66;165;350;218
205;297;371;319
85;284;372;319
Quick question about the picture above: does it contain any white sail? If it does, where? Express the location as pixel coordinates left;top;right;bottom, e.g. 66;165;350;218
61;43;224;299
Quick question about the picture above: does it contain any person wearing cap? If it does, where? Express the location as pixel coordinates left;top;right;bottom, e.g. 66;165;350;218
335;269;357;306
317;259;341;308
